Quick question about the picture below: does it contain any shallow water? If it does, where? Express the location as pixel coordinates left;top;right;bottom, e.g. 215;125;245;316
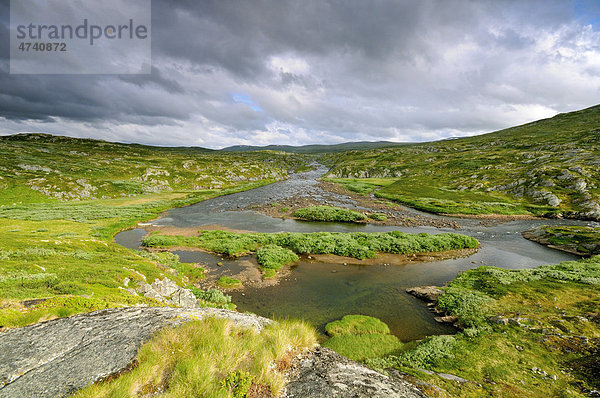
115;168;593;341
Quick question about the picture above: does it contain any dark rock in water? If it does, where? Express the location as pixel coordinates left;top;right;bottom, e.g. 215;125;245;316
283;347;427;398
406;286;444;302
0;307;271;398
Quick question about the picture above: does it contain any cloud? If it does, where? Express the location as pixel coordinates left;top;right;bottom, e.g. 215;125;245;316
1;0;599;148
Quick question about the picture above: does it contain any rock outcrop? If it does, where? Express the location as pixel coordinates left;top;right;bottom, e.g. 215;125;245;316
406;286;459;326
132;277;203;308
405;286;444;302
0;307;428;398
0;307;271;398
283;347;427;398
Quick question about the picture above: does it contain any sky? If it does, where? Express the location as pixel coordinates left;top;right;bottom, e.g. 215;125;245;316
1;0;600;149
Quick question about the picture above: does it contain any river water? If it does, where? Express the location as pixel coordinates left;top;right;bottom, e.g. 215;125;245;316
115;167;594;341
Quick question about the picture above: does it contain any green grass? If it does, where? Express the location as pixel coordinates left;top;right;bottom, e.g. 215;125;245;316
0;132;308;328
0;181;281;328
368;213;387;221
326;104;600;217
73;317;317;398
530;225;600;255
323;315;402;361
375;187;555;216
323;178;396;195
325;314;390;336
324;333;403;362
363;255;600;397
292;205;368;222
217;276;242;288
0;133;307;204
142;230;480;260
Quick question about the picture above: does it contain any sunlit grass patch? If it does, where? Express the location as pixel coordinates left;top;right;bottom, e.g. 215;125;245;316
217;276;242;288
143;230;479;260
323;315;402;362
325;314;390;336
73;317;317;398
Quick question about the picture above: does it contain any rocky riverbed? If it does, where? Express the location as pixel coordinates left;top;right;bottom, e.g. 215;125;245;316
248;180;461;229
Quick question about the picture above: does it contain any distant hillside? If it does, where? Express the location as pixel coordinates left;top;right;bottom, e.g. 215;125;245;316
0;133;305;204
327;104;600;219
222;141;407;153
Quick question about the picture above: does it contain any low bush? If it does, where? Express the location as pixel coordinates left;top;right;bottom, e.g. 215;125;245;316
190;288;232;305
292;205;367;222
256;245;299;270
436;287;494;328
143;230;479;261
369;335;458;369
368;213;387;221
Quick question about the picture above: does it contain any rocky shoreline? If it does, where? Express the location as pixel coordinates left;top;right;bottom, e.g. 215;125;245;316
0;307;428;398
0;307;271;398
405;285;459;326
522;226;600;256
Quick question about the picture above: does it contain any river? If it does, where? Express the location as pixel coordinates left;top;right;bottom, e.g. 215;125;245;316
115;167;594;341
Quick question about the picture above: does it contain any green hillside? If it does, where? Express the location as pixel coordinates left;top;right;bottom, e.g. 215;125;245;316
0;133;305;204
327;105;600;218
0;133;307;328
222;140;408;153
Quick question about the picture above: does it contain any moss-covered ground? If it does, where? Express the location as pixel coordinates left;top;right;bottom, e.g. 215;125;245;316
0;134;306;328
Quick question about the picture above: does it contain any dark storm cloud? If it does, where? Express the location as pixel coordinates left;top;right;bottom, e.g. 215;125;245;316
1;0;599;147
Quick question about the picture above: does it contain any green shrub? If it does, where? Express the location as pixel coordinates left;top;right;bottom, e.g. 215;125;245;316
141;235;189;248
368;213;387;221
325;315;390;336
436;287;494;328
256;245;299;270
219;370;254;398
146;230;479;261
292;205;367;222
190;288;232;305
372;335;458;369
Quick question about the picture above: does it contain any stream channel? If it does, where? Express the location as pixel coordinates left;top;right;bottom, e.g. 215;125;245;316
115;166;595;341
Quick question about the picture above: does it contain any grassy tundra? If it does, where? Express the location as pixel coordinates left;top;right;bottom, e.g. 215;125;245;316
326;105;600;218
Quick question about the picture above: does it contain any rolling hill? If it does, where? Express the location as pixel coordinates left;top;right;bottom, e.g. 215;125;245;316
0;133;305;204
326;105;600;219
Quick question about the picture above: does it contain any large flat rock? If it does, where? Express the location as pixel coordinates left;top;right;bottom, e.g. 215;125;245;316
283;347;427;398
0;306;271;398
